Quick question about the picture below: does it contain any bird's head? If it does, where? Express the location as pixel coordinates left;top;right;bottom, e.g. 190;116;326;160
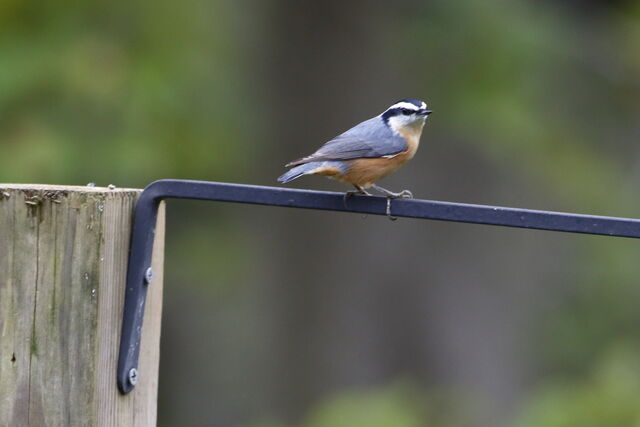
381;99;432;132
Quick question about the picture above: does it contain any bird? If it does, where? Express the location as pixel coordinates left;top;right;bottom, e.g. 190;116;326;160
277;99;432;219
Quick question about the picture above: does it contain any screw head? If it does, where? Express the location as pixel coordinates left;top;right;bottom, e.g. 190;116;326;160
128;368;138;386
144;267;153;284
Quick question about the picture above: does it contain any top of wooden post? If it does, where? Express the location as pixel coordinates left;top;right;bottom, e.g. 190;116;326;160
0;183;140;193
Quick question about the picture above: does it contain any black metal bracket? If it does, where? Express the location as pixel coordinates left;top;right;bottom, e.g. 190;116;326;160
117;179;640;393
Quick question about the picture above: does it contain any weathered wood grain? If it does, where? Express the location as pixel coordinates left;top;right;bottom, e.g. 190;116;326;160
0;185;164;426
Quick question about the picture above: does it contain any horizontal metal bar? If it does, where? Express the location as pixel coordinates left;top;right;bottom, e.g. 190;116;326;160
147;179;640;237
118;179;640;393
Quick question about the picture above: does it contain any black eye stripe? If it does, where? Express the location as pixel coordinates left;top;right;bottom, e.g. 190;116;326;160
382;105;421;123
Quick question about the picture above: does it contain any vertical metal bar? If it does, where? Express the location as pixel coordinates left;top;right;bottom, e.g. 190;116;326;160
117;190;161;393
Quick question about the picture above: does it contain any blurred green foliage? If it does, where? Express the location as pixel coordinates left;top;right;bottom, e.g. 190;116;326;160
0;0;250;186
514;343;640;427
303;385;426;427
247;381;466;427
411;0;640;211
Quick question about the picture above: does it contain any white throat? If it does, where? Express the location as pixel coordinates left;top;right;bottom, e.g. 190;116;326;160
387;115;427;136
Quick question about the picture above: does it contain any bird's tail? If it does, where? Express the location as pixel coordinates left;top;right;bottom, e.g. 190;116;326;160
277;162;320;183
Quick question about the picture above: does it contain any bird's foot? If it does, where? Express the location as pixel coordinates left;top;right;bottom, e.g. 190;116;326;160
370;185;413;220
371;184;413;200
391;189;413;199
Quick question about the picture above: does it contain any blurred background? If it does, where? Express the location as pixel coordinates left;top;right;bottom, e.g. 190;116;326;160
2;0;640;425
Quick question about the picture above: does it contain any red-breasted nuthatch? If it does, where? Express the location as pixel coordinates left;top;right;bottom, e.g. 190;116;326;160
278;99;432;219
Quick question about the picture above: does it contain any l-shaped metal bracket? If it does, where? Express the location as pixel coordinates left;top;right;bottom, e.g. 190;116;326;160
117;179;640;393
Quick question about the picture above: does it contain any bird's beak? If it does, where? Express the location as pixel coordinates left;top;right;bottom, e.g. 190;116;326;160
419;110;433;116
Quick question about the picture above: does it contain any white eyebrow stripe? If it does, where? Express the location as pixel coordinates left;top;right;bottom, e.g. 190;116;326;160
388;102;421;111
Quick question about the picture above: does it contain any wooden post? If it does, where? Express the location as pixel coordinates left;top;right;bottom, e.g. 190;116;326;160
0;184;164;426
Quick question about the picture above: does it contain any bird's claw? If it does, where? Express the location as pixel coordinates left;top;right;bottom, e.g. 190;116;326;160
385;190;413;221
386;198;397;221
396;189;413;199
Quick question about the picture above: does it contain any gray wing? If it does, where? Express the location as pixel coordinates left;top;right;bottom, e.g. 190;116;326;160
286;116;407;166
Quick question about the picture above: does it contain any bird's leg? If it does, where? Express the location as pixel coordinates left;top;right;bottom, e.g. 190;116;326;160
371;184;413;221
370;184;413;199
343;185;372;208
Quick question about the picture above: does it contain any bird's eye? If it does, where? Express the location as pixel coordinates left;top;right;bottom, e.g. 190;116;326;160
401;108;412;115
